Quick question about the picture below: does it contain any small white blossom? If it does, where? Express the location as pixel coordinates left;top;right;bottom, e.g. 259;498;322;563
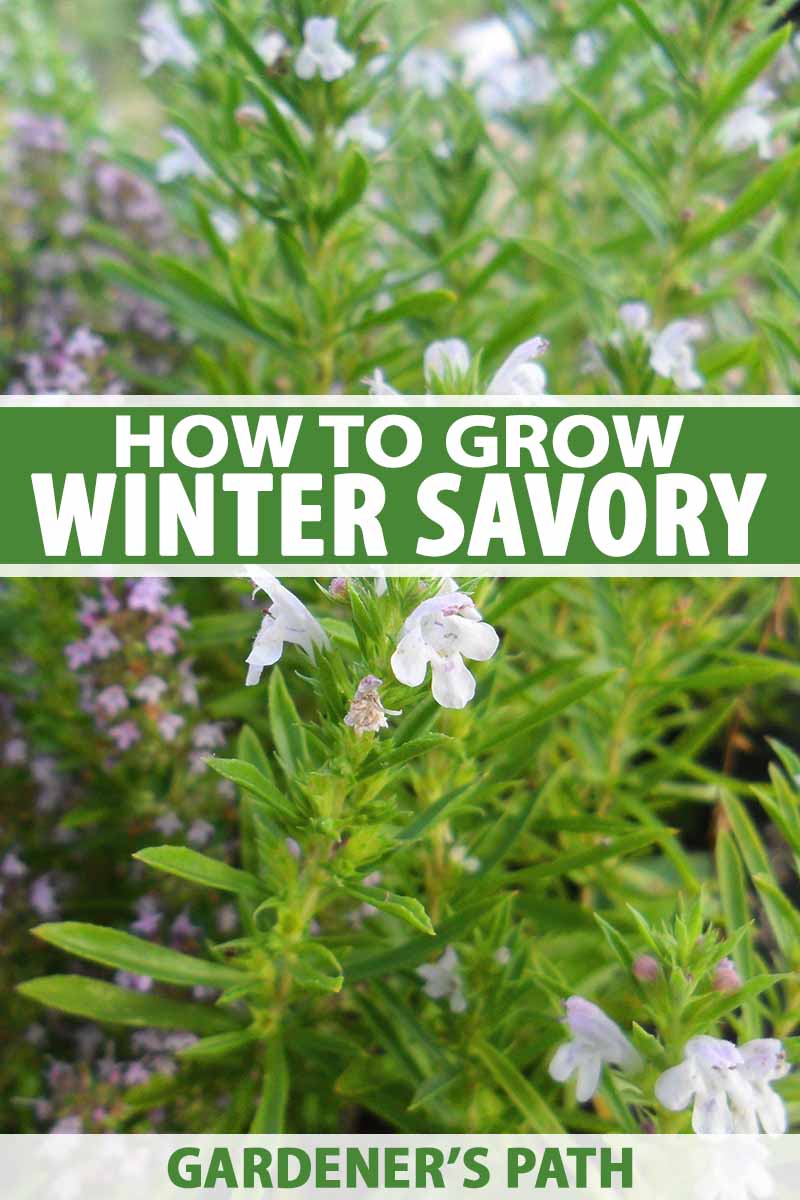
365;368;400;395
295;18;355;83
139;4;198;76
210;210;241;244
400;48;453;98
618;301;652;335
449;843;480;873
156;127;211;183
256;30;287;66
424;338;471;384
488;336;549;395
719;82;775;161
245;569;329;685
417;945;467;1013
655;1035;789;1135
344;675;401;735
549;996;642;1103
391;583;499;709
650;319;705;390
337;114;388;154
573;31;601;68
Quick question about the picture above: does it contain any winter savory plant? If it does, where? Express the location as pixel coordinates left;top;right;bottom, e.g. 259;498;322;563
6;571;799;1136
1;0;799;394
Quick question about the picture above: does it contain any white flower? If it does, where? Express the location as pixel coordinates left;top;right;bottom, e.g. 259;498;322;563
454;18;517;82
618;301;652;335
573;31;601;68
365;368;399;395
211;209;240;244
156;127;211;183
256;30;287;66
400;49;453;99
424;338;471;384
719;104;773;161
655;1035;788;1135
719;82;775;161
337;114;388;154
245;569;329;685
139;4;198;76
449;843;480;873
344;675;401;735
735;1040;789;1134
295;18;355;83
488;335;549;395
391;583;499;709
417;945;467;1013
549;996;643;1103
650;319;705;390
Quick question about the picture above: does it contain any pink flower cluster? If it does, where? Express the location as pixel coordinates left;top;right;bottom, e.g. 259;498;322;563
63;578;226;765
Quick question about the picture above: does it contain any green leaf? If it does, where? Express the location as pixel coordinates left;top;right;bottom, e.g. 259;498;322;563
250;1036;289;1133
514;828;666;884
477;672;615;753
696;26;792;142
289;942;344;994
472;1039;564;1132
721;792;796;956
18;976;241;1034
715;829;759;1038
352;289;456;332
179;1029;260;1061
268;667;308;773
618;0;691;84
408;1065;464;1112
206;758;295;824
681;146;800;254
345;896;501;983
341;882;435;936
567;87;661;191
212;0;272;78
134;846;266;900
398;781;481;843
320;147;370;232
32;924;244;990
97;259;278;348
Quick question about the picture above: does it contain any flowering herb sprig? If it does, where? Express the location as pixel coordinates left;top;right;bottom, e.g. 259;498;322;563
13;573;799;1135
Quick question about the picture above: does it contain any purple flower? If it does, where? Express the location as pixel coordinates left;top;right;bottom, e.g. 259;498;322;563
171;910;201;941
165;604;190;629
216;903;239;934
133;675;168;704
154;812;182;836
114;971;153;993
65;639;94;670
128;578;170;613
187;819;214;847
88;625;121;659
4;736;28;765
30;875;59;919
191;722;226;750
109;721;141;751
95;685;129;719
156;712;185;742
1;850;28;878
130;895;162;937
146;624;179;655
124;1062;151;1086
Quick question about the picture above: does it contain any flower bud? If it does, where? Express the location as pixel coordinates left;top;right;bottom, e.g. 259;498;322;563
235;104;265;127
713;957;742;993
633;954;659;983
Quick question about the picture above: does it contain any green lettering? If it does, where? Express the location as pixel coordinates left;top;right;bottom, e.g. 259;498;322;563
508;1149;536;1188
168;1148;201;1189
